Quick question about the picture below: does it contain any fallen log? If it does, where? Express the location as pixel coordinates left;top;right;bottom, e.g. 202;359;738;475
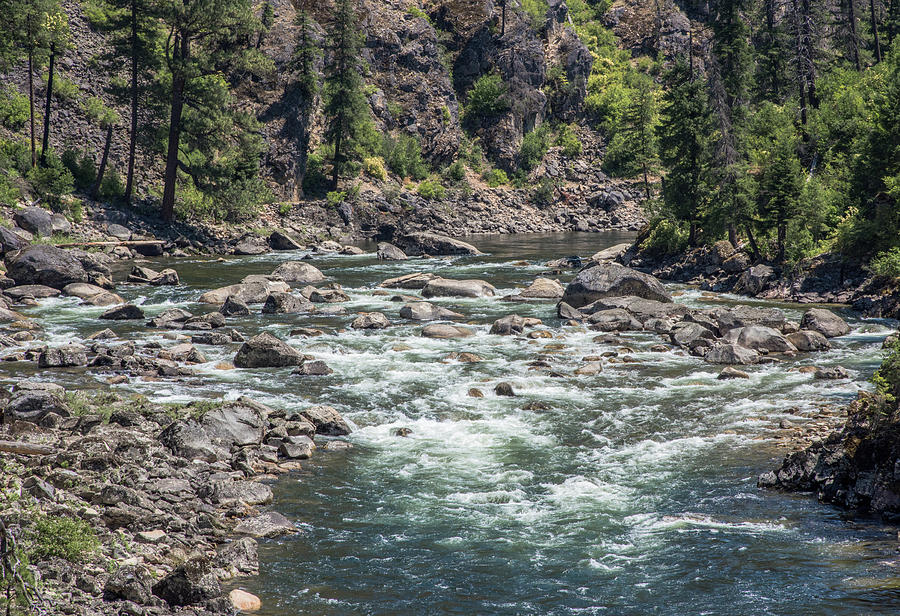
53;240;165;248
0;440;56;456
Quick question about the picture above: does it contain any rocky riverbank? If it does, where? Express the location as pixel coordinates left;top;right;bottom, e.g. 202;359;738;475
1;387;352;616
620;240;900;320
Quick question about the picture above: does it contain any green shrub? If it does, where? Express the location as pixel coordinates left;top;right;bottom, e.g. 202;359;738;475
407;6;431;23
302;151;329;196
531;176;558;207
465;73;510;122
441;105;451;125
870;248;900;280
1;139;32;175
27;150;74;208
61;148;96;189
81;0;122;30
68;199;84;223
416;178;445;200
445;159;466;183
382;133;428;180
0;86;29;130
0;173;21;206
521;0;549;29
387;101;403;119
99;168;125;199
175;177;270;223
874;340;900;405
278;202;292;216
555;123;582;158
326;190;346;207
639;219;688;257
363;156;388;181
519;124;551;171
483;168;508;187
29;516;99;563
461;138;484;173
48;73;80;103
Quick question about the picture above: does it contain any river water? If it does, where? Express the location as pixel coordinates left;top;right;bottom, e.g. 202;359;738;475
11;232;900;615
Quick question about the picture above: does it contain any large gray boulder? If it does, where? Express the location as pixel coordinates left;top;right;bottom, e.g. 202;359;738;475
262;292;313;314
729;325;797;354
268;230;303;251
587;308;642;332
5;245;90;289
152;557;222;606
399;302;463;321
377;242;408;261
234;333;305;368
800;308;850;338
38;345;88;367
561;263;671;308
2;389;70;423
297;405;351;436
516;277;564;299
709;306;785;333
158;420;225;462
421;278;496;298
734;264;775;295
200;399;269;449
271;261;325;284
0;226;28;255
395;232;482;256
787;330;832;352
198;279;290;304
380;272;438;289
704;343;760;365
580;296;689;323
234;512;296;538
13;207;54;237
421;323;474;338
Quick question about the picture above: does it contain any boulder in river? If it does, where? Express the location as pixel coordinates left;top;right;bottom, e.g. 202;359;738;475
6;284;61;300
380;272;438;289
704;343;759;365
421;278;496;298
201;398;269;448
234;333;305;368
734;264;775;295
422;323;475;339
262;291;313;314
728;325;797;354
591;243;631;263
198;279;290;304
399;301;463;321
800;308;851;338
293;360;333;376
787;330;832;352
101;304;145;320
490;314;526;335
220;295;250;316
494;382;516;396
515;277;565;299
718;366;750;379
815;366;850;380
560;263;671;308
587;308;642;332
271;261;325;284
38;344;89;368
298;405;351;435
395;232;482;256
234;511;296;538
351;312;390;329
377;242;408;261
268;230;304;251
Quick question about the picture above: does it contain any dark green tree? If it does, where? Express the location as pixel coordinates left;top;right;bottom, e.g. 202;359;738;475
755;122;804;261
288;9;321;200
156;0;258;221
323;0;372;189
658;57;714;245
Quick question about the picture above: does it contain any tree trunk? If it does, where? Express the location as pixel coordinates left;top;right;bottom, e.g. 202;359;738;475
293;102;312;201
777;221;786;262
501;0;506;35
847;0;862;70
642;164;651;201
800;0;817;107
765;0;780;97
40;45;56;166
689;221;698;246
744;224;761;261
161;35;189;222
331;121;343;191
889;0;897;44
124;0;138;204
793;0;809;126
728;223;738;248
28;50;36;169
870;0;883;63
92;123;114;200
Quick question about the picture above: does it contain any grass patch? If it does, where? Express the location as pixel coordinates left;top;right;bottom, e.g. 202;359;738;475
29;516;99;563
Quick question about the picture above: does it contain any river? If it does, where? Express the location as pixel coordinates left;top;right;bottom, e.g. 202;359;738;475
12;231;900;615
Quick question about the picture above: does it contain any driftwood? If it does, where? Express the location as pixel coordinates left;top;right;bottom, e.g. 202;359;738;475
53;240;165;248
0;440;56;456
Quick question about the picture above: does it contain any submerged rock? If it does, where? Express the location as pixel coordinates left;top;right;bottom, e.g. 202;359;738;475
395;232;482;256
422;323;475;338
100;304;145;320
421;278;496;298
380;272;438;289
351;312;390;329
399;301;463;321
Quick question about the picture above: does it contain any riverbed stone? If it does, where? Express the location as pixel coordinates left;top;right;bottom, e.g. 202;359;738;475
800;308;851;338
490;314;526;335
516;277;565;299
198;279;290;304
561;263;671;308
422;278;496;298
158;419;225;461
298;405;351;436
704;343;759;365
271;261;325;284
234;333;305;368
729;325;797;354
395;232;482;256
494;382;516;396
229;589;262;612
293;360;333;376
220;295;251;316
422;323;475;338
279;435;316;459
100;304;145;320
787;330;832;352
6;284;62;300
152;557;222;606
5;245;91;289
377;242;408;260
399;302;463;320
718;366;750;379
380;272;438;289
13;206;53;237
351;312;390;329
815;366;850;380
262;291;313;314
587;308;642;332
309;287;349;303
269;230;303;251
38;344;88;368
201;399;268;448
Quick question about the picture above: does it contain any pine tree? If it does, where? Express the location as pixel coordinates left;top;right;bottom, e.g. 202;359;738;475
625;76;659;201
756;121;804;262
323;0;372;190
39;8;70;167
156;0;257;221
658;57;714;245
289;9;321;200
